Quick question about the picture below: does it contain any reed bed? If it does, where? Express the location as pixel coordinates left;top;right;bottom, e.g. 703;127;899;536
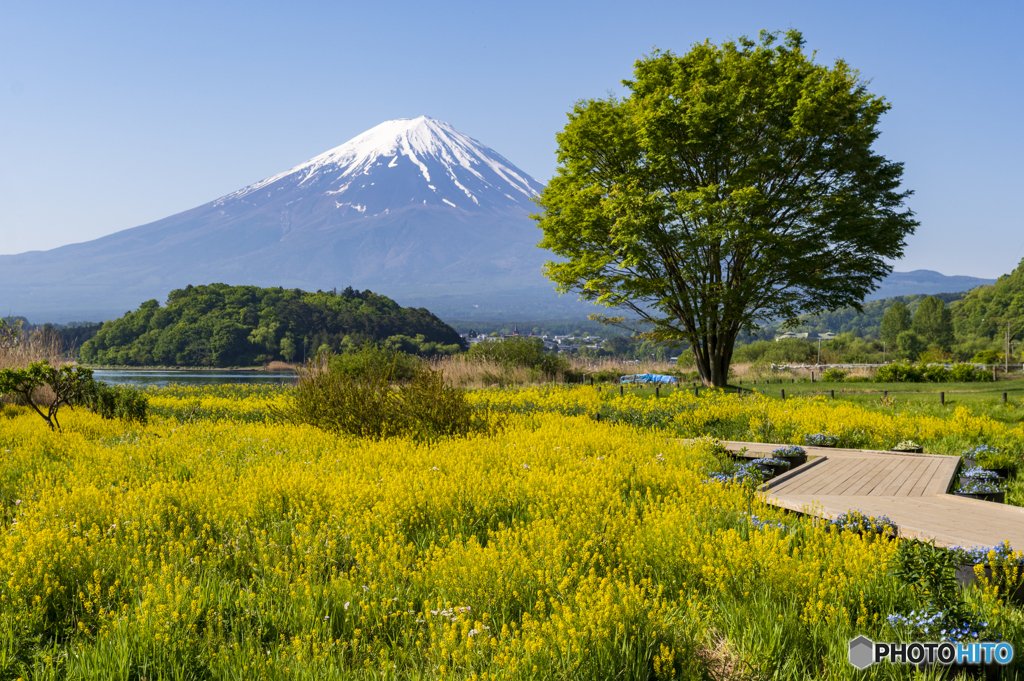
432;355;684;388
0;329;67;406
0;328;66;371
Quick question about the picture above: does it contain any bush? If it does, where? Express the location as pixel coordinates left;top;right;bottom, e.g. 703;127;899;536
467;337;569;379
290;351;489;441
732;339;814;365
820;368;847;382
969;349;1002;364
875;362;923;383
329;343;421;381
876;361;989;383
76;381;149;424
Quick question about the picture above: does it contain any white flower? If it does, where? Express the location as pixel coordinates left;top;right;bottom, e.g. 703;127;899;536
344;602;350;610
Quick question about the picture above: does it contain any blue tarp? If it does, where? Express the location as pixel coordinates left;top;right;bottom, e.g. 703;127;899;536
620;373;679;385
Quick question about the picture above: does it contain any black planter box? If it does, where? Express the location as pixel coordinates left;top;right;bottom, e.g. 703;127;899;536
954;490;1005;504
773;453;807;468
755;462;790;479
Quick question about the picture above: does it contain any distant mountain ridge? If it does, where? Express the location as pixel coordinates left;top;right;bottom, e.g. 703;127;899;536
867;270;995;300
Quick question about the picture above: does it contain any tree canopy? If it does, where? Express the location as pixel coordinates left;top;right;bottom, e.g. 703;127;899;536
880;302;912;346
951;258;1024;342
533;30;917;386
80;284;465;367
911;296;954;351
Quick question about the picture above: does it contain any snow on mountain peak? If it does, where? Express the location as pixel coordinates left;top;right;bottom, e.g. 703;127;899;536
221;117;543;216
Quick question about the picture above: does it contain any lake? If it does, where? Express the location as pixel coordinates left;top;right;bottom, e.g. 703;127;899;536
93;369;297;388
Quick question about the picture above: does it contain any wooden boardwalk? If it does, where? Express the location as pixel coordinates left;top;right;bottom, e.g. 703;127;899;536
724;441;1024;549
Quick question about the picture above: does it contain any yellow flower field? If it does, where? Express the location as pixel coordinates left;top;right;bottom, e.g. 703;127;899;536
0;385;1020;679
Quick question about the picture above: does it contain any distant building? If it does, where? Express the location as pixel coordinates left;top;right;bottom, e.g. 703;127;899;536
774;331;835;342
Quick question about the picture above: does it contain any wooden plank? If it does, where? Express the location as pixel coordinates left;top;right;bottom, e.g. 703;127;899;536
772;459;850;495
908;458;944;497
924;460;959;496
892;458;937;498
843;456;906;496
765;459;837;494
815;458;880;496
869;457;918;496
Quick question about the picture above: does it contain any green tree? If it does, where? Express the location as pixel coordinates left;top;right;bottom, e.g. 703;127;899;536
897;330;926;360
880;302;912;347
911;296;954;351
533;30;917;387
279;336;298;362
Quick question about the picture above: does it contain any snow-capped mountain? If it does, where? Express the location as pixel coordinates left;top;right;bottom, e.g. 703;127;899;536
224;116;544;218
0;117;576;323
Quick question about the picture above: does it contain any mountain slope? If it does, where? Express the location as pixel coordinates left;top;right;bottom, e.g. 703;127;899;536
0;117;562;322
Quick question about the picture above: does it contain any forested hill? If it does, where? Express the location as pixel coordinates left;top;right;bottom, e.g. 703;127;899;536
951;258;1024;340
80;284;466;367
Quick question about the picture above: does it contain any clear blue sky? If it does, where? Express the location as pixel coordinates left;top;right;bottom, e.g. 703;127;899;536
1;0;1021;278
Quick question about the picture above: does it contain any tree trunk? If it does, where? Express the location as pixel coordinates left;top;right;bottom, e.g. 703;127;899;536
690;330;737;389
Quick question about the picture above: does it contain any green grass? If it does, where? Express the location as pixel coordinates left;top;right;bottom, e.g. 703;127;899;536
611;377;1024;417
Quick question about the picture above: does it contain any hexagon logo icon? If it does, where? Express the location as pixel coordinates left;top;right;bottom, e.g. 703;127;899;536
849;636;875;669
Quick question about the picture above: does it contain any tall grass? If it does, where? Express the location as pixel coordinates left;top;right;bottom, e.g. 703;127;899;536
432;355;683;388
0;328;66;371
0;330;67;407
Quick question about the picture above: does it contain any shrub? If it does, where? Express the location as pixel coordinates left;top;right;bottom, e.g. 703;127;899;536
919;363;950;382
969;349;1002;364
820;368;847;382
875;362;923;383
76;381;149;424
876;361;988;383
329;343;421;381
949;362;990;382
732;339;815;365
467;337;569;379
290;351;488;441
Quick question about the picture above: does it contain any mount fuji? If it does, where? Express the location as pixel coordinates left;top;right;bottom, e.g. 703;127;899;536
1;117;580;323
